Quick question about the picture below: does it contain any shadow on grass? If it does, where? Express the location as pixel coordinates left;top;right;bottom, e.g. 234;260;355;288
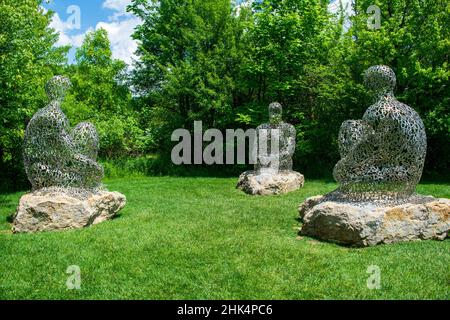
6;213;15;223
111;212;124;221
418;180;450;186
0;195;17;224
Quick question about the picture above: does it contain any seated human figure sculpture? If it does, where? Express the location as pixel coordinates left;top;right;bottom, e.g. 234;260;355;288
255;102;296;174
23;76;104;191
237;102;304;195
14;76;126;234
332;65;427;202
297;66;448;247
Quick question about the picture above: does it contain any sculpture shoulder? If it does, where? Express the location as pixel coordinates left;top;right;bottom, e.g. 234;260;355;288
363;99;426;140
27;104;70;131
396;101;425;127
363;98;420;123
281;123;296;134
256;123;271;131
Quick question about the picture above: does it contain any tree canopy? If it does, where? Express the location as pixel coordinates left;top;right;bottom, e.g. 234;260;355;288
0;0;68;190
0;0;449;191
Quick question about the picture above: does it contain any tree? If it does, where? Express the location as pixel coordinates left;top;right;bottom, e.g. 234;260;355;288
239;0;366;176
64;28;143;158
125;0;450;178
129;0;252;155
0;0;68;190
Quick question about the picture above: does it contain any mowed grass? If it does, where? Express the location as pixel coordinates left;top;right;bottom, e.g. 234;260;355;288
0;177;449;300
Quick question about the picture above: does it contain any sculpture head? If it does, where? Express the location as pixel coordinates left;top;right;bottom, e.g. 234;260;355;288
45;76;71;102
269;102;283;124
364;65;396;95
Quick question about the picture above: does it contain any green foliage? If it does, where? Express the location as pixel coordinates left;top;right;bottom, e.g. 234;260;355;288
130;0;449;179
63;29;144;159
94;115;144;158
345;0;450;177
0;0;68;191
0;0;449;191
129;0;252;135
241;0;366;176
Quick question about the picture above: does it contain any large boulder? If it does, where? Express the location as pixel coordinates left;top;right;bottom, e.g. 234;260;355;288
237;170;304;195
299;196;450;247
13;190;126;233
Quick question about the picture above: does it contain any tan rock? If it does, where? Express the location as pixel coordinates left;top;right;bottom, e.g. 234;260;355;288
299;196;450;247
299;195;324;220
13;191;126;233
237;170;304;195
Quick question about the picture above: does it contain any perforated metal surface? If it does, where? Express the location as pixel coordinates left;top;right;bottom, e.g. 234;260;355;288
255;102;296;173
333;66;427;202
23;76;104;193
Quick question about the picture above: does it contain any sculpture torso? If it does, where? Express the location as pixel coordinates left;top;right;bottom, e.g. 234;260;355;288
255;103;296;173
25;102;73;159
333;66;427;201
23;76;104;191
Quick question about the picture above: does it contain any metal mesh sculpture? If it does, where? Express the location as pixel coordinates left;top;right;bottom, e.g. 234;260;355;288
255;102;296;173
332;65;427;202
23;76;104;193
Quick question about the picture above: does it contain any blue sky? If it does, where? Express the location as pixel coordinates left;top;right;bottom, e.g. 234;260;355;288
43;0;141;65
44;0;111;31
42;0;254;65
42;0;351;65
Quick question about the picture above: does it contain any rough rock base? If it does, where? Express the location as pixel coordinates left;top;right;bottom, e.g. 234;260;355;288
237;170;304;195
299;195;450;247
13;190;126;233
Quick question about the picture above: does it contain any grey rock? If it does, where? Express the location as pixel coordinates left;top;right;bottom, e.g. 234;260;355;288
237;170;304;195
13;190;126;233
299;196;450;247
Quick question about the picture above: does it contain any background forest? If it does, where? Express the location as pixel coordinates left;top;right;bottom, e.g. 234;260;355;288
1;0;449;192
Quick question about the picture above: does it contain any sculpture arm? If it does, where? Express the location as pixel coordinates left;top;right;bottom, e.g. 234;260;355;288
334;118;398;183
280;126;296;158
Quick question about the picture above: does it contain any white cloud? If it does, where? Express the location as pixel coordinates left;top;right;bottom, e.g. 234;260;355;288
102;0;133;21
49;10;87;47
234;0;254;16
102;0;131;13
49;12;77;46
98;0;141;65
49;0;141;66
49;12;69;33
328;0;354;16
96;17;140;65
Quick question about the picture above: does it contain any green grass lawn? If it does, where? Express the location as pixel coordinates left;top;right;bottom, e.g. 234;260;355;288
0;177;449;300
